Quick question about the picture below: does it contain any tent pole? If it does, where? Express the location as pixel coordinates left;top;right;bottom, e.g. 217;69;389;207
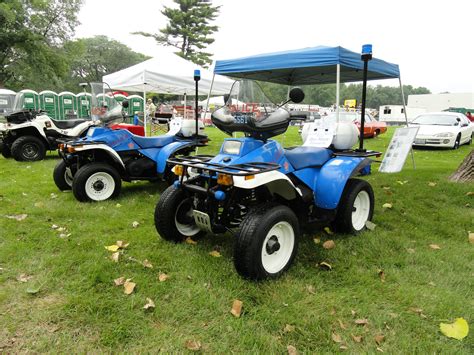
204;74;215;121
399;77;416;169
184;93;187;119
336;64;340;123
143;87;147;136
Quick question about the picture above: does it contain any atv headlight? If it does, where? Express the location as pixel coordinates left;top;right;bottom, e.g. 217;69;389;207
434;132;454;137
217;173;233;186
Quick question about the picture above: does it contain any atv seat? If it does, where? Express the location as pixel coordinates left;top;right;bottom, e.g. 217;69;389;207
51;119;89;129
131;134;175;149
284;146;333;170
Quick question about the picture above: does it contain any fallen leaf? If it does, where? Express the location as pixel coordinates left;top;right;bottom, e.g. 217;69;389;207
51;224;59;229
396;180;405;185
324;227;334;235
111;252;120;262
306;285;316;294
382;186;390;190
158;272;169;282
124;279;136;295
284;324;295;333
319;261;332;270
105;245;120;252
365;221;376;231
5;214;27;221
22;192;27;196
115;203;122;208
322;240;336;250
17;274;32;283
339;345;348;350
58;233;71;239
374;334;385;345
468;232;474;244
143;297;155;310
34;202;44;208
287;345;297;355
351;310;357;316
313;237;321;244
429;281;436;287
409;307;423;315
354;319;369;326
185;237;197;245
132;221;139;228
439;318;469;340
184;340;202;351
209;250;221;257
466;191;474;196
116;240;129;249
351;334;363;343
407;248;415;254
114;277;126;286
26;285;41;294
331;332;342;343
429;244;441;250
378;269;386;282
376;347;384;352
382;203;392;209
50;193;58;199
57;227;66;232
428;182;437;187
338;319;347;330
142;259;153;268
230;299;243;317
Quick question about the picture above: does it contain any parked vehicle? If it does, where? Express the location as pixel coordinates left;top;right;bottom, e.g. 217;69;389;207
0;91;98;161
155;80;379;280
55;83;209;202
410;112;473;149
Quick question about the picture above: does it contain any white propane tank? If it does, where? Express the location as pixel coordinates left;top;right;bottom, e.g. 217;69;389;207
332;122;359;149
179;118;205;137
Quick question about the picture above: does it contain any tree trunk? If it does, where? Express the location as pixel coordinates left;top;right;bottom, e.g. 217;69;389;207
449;150;474;182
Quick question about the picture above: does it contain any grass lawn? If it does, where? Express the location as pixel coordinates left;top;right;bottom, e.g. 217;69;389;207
0;127;473;352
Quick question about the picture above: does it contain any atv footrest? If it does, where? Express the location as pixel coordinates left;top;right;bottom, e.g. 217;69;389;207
192;210;213;233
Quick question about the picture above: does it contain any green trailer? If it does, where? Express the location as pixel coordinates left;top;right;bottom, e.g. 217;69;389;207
76;92;92;118
58;91;77;119
39;90;59;119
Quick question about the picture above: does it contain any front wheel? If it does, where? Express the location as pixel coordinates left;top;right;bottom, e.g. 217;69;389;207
333;178;374;234
11;135;46;161
1;143;11;158
53;160;74;191
72;163;121;202
453;134;461;149
154;186;204;242
234;203;299;280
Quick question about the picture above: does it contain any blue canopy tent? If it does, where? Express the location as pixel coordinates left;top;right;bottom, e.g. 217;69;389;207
208;45;414;167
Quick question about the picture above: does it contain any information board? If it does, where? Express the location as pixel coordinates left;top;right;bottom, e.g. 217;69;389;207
303;120;335;148
379;127;419;173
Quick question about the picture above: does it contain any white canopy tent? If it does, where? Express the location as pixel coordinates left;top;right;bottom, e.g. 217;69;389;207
102;49;234;135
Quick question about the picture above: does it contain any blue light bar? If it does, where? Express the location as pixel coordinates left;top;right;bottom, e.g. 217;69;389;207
194;69;201;79
362;44;372;55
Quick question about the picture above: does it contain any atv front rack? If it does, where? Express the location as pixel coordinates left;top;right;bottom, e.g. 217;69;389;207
168;155;280;177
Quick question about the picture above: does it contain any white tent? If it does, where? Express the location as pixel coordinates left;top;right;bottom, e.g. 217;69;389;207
102;49;233;95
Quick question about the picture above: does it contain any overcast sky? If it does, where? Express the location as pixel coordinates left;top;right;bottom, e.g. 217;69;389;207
76;0;474;94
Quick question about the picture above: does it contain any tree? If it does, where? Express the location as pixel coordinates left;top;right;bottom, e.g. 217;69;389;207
62;36;149;91
134;0;220;67
0;0;83;90
449;150;474;182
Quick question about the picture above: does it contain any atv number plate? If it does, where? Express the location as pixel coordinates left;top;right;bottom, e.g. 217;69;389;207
192;210;213;233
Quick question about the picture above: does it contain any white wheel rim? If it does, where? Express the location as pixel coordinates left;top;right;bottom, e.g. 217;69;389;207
85;172;115;201
352;190;371;231
174;199;200;236
64;167;73;187
261;221;295;274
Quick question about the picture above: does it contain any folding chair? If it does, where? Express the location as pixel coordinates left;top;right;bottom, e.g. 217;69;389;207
151;113;172;135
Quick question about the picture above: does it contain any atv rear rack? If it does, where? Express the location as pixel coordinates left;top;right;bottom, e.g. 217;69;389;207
168;155;280;177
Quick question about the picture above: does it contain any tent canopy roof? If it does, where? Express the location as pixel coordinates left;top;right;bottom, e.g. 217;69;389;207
214;45;400;85
103;49;233;95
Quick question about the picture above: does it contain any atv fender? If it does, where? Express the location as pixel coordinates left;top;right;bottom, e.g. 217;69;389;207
233;171;302;200
313;156;371;210
74;144;125;170
150;141;197;174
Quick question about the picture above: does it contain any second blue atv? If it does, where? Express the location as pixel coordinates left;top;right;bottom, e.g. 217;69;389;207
53;84;208;202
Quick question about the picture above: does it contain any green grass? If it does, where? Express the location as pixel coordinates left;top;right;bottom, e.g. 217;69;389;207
0;127;473;352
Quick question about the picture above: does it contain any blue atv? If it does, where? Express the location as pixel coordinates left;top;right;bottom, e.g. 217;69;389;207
154;45;395;279
54;85;208;202
154;82;379;280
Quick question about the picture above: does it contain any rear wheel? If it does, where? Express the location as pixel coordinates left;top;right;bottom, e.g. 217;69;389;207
234;203;299;280
333;178;374;234
72;163;121;202
154;185;204;242
11;135;46;161
374;129;380;137
53;160;75;191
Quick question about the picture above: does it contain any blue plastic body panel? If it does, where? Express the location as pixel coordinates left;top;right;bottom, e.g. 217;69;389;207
152;140;197;173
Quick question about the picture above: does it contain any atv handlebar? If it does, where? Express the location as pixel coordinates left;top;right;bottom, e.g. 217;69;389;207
289;111;310;120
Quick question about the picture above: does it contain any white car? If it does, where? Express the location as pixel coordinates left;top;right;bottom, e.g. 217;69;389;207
410;112;473;149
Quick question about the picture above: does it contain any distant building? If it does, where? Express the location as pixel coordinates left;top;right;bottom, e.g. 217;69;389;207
408;92;474;112
378;105;426;124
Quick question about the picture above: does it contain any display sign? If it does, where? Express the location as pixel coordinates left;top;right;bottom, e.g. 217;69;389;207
64;99;73;105
379;127;419;173
303;120;335;148
0;99;8;105
25;98;34;103
45;97;54;103
344;99;357;108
